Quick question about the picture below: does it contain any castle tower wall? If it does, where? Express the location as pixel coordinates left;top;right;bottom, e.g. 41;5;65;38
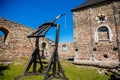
72;0;120;67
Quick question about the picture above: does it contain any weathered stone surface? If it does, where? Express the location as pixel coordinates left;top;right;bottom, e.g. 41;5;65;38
58;43;74;59
0;18;35;61
0;18;56;61
0;18;73;61
73;0;120;67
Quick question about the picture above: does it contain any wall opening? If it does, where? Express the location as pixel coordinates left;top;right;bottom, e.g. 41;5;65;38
0;27;9;43
0;30;5;43
103;54;109;58
96;13;107;23
95;25;113;43
41;42;47;59
62;44;67;52
98;26;109;40
42;42;46;49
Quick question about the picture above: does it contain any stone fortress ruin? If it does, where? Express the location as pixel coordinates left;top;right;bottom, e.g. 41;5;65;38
0;17;73;61
0;0;120;67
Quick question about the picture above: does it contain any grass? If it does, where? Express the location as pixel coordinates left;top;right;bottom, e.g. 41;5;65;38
61;61;110;80
0;58;111;80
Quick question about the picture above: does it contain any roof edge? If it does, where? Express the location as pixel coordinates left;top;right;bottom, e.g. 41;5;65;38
71;0;118;12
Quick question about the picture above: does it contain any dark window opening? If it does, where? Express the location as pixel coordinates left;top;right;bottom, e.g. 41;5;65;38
41;42;47;59
113;47;118;51
98;26;109;40
75;48;78;52
103;54;108;58
99;16;105;22
93;48;97;51
97;14;106;22
42;42;46;49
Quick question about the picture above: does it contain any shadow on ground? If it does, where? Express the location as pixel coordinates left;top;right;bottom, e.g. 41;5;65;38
109;74;120;80
0;65;9;75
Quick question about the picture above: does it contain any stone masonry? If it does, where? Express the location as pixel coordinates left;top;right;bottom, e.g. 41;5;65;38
72;0;120;67
1;0;119;68
0;18;35;61
58;43;74;59
0;17;73;61
0;18;57;61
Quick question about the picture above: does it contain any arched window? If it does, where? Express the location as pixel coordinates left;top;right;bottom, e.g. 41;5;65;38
62;45;67;52
98;26;109;40
95;25;113;43
42;42;46;49
0;27;9;43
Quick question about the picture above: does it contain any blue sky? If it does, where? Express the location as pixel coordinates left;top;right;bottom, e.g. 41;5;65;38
0;0;86;42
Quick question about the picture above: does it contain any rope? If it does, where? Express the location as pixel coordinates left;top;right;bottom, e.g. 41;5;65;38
64;14;67;30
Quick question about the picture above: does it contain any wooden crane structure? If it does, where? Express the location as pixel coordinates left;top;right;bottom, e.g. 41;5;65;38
15;14;68;80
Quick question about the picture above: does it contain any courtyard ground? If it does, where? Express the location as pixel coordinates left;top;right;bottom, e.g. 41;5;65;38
0;58;119;80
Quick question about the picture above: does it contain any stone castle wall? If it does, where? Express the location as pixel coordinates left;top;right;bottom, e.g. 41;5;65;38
73;0;120;67
0;18;73;61
58;43;74;59
0;18;35;61
114;0;120;61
